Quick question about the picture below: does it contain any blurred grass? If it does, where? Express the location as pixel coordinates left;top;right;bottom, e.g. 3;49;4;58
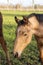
0;10;43;65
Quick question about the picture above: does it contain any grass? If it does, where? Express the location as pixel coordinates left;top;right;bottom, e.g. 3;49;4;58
0;10;43;65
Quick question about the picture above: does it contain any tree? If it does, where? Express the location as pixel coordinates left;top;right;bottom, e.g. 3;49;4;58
32;0;35;9
7;0;9;5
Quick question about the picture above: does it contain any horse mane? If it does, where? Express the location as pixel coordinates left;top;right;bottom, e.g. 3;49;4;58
28;13;43;23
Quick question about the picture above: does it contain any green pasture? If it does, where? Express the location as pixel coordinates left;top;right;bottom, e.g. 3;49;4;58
0;10;43;65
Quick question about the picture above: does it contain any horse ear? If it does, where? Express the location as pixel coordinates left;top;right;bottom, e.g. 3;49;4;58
23;16;28;23
15;16;19;24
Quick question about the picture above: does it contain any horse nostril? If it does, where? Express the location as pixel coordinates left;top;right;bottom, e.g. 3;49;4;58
14;52;18;58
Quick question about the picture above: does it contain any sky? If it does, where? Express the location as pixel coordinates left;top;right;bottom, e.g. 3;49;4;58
0;0;43;7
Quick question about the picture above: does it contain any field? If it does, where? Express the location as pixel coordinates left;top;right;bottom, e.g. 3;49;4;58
0;10;43;65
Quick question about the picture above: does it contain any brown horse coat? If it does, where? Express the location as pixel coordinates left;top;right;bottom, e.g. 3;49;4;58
14;13;43;65
0;12;11;65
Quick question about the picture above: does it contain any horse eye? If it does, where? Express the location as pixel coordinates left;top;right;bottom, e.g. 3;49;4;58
24;34;27;36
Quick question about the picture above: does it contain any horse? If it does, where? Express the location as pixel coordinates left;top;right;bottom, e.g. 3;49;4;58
0;12;11;65
14;13;43;65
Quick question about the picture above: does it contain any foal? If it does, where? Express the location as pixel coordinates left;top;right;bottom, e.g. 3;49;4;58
14;13;43;65
0;12;11;65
